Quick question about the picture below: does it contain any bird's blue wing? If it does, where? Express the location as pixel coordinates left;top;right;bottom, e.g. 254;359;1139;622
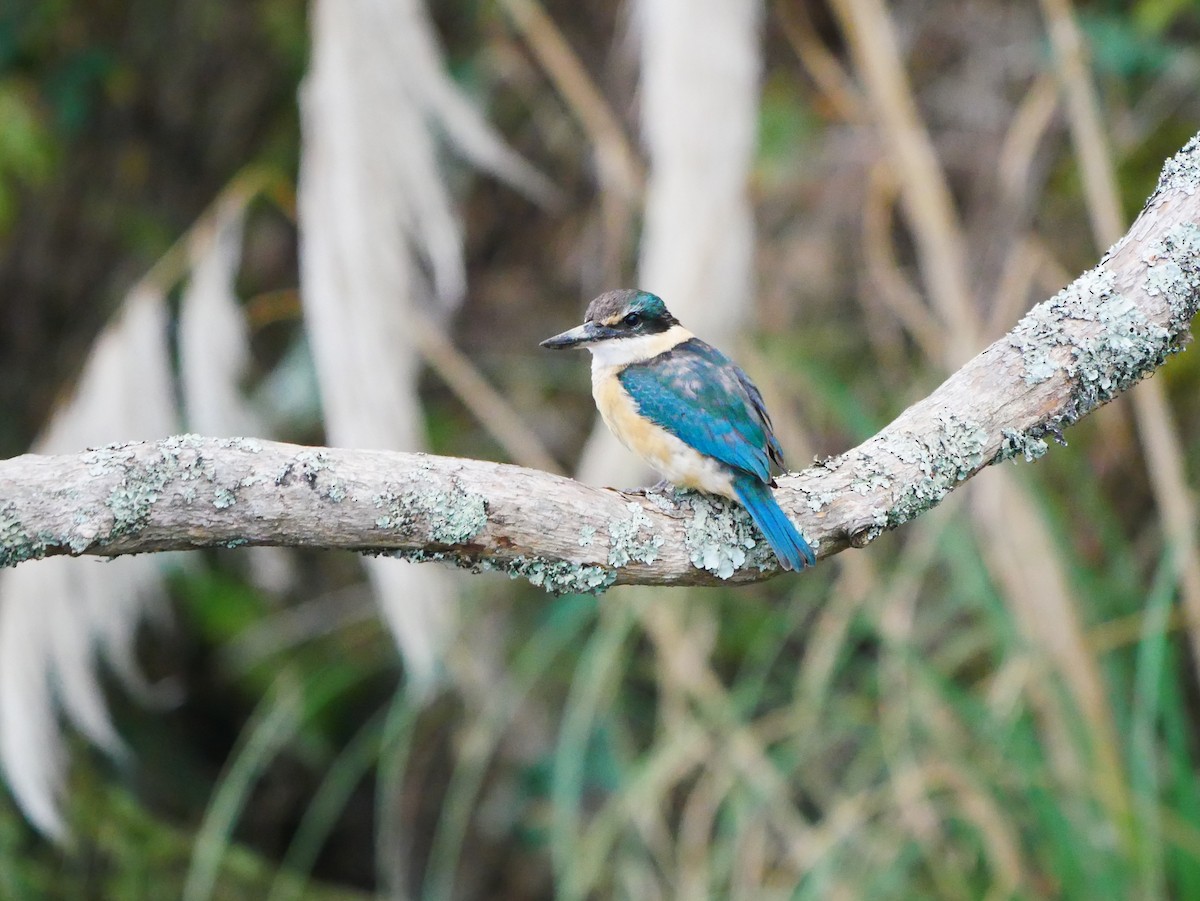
618;339;783;483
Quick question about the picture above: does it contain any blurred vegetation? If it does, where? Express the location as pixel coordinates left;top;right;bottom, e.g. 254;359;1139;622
3;0;1200;899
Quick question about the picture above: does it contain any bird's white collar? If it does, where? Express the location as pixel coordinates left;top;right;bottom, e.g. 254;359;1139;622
587;324;692;370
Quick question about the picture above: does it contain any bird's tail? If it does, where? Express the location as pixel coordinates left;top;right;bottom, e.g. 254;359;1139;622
733;476;815;571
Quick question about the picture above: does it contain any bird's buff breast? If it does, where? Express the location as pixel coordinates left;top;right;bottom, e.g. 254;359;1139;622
592;366;735;499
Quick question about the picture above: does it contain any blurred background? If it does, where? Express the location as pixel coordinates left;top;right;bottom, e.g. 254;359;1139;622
1;0;1200;898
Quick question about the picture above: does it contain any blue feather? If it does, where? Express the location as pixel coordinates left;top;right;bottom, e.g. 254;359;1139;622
733;476;815;571
619;339;778;482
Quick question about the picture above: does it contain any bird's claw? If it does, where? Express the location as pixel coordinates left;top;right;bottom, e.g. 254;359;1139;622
621;479;674;497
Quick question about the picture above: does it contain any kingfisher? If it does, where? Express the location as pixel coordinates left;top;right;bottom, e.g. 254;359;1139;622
541;289;815;571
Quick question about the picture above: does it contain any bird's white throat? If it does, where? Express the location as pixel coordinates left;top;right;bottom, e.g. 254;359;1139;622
587;324;692;371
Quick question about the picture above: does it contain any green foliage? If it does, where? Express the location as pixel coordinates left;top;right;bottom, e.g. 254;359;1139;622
1131;0;1198;34
756;72;819;188
1082;11;1178;79
0;79;56;231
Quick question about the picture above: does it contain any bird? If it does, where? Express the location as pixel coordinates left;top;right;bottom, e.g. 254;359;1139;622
541;289;815;571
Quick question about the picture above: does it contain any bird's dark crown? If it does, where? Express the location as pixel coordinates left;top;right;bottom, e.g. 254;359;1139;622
584;289;678;337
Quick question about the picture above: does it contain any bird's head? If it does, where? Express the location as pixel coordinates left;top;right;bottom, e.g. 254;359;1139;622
540;290;681;362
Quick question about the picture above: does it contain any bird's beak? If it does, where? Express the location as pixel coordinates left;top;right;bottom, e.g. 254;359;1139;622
540;321;601;349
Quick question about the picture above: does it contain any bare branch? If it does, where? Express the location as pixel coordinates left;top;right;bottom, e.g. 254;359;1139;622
3;136;1200;593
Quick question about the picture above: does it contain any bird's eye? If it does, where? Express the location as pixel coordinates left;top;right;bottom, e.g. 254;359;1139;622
622;313;641;327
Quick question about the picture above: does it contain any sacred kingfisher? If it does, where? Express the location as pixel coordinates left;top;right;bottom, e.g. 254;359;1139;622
541;289;815;571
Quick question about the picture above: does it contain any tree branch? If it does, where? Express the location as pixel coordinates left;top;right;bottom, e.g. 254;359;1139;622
3;136;1200;592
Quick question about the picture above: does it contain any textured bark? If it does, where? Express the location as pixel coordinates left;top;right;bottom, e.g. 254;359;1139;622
3;137;1200;592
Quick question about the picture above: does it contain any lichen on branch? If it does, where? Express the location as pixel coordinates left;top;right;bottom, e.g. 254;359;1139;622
2;134;1200;591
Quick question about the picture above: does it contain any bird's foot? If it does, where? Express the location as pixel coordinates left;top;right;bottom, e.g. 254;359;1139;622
622;479;674;497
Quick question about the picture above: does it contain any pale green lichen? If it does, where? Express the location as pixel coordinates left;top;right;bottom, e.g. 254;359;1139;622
992;201;1200;476
997;428;1049;463
289;449;330;475
1020;351;1060;386
939;414;990;479
104;454;175;538
1081;295;1170;403
162;433;207;453
878;415;989;530
279;449;348;503
0;502;44;568
79;434;239;538
607;502;664;567
1009;266;1114;386
805;490;838;512
682;492;771;579
1009;262;1179;416
497;556;617;594
643;491;679;514
1145;222;1200;322
1152;134;1200;198
7;435;225;564
373;479;488;546
387;548;616;596
426;486;487;544
372;491;401;529
76;434;259;548
578;525;596;547
846;468;891;498
67;510;96;554
220;436;264;454
163;437;217;502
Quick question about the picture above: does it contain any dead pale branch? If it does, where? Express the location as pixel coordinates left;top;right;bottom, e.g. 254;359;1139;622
3;136;1200;592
